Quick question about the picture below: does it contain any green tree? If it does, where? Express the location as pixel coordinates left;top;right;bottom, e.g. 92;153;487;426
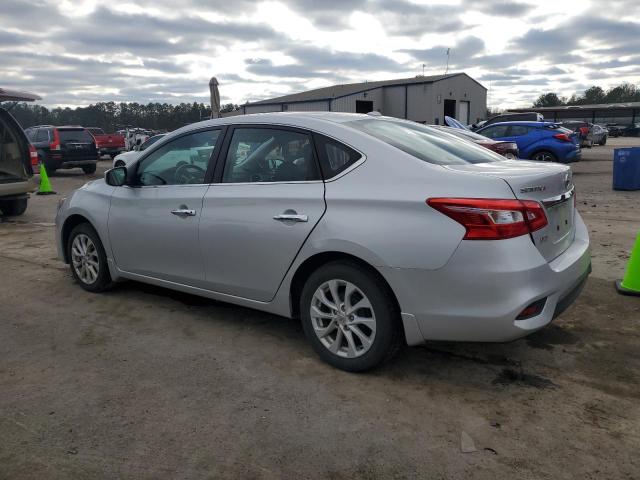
533;93;564;108
582;86;605;104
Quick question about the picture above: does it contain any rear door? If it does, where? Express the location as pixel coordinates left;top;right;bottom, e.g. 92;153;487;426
505;125;539;152
199;125;326;301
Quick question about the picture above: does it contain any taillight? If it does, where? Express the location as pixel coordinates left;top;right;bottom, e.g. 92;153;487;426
50;129;61;150
29;144;39;166
426;198;548;240
553;133;572;142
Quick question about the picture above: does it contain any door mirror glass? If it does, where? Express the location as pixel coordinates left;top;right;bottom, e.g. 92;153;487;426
105;166;127;186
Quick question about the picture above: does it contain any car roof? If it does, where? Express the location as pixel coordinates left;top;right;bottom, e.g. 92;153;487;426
170;112;392;137
0;87;41;102
481;121;557;127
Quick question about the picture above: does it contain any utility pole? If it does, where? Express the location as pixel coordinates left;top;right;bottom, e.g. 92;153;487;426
444;48;450;75
422;63;425;76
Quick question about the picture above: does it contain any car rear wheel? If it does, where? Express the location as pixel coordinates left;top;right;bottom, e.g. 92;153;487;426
600;136;607;145
0;198;28;216
67;223;112;292
82;164;97;175
531;151;557;162
300;261;402;372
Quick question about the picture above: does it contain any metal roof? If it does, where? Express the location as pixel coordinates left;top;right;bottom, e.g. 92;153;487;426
511;102;640;112
246;73;484;106
0;87;41;102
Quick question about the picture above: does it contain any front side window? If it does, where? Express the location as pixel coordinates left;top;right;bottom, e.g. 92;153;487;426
347;118;502;165
136;129;220;186
222;128;319;183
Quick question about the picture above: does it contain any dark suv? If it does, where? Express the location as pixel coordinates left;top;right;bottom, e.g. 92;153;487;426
25;125;98;174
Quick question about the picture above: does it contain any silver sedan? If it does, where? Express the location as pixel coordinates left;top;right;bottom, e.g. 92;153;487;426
55;113;590;371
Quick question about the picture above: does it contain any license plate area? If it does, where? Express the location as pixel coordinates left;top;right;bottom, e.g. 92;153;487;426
546;198;574;244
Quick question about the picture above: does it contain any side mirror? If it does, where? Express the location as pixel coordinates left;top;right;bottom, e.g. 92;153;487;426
105;166;127;186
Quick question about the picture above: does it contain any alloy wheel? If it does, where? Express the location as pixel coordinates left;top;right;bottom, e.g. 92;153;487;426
71;233;100;285
310;279;377;358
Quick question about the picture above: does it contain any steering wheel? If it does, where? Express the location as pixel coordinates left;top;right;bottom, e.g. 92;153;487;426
175;163;206;184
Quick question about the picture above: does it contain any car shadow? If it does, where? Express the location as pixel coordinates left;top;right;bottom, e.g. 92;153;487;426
108;279;574;389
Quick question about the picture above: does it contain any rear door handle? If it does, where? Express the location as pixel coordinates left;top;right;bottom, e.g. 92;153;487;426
273;214;308;222
171;208;196;217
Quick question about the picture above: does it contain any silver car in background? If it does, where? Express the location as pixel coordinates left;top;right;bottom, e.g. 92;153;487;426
55;113;590;371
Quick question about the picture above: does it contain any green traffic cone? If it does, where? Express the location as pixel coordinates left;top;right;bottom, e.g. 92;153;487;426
36;163;56;195
616;232;640;296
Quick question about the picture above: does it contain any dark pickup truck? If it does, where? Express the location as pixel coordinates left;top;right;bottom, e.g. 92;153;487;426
86;127;126;158
25;125;99;174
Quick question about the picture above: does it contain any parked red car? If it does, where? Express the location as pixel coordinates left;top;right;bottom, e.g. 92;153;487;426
435;126;519;159
87;127;126;158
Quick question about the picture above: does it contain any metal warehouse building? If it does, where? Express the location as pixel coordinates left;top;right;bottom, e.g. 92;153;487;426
511;102;640;126
234;73;487;125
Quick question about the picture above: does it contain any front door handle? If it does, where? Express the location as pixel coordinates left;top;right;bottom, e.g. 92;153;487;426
273;213;308;223
171;208;196;217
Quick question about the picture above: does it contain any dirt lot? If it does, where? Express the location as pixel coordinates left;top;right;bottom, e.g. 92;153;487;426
1;140;639;479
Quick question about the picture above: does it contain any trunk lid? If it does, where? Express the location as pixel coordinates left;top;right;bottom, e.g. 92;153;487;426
444;160;575;261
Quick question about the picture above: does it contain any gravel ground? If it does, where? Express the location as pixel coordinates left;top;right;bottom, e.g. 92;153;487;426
1;140;639;479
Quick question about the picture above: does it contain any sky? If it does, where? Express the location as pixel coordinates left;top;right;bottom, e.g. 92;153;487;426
2;0;639;110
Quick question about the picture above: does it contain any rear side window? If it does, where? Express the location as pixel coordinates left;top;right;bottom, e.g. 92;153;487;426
58;129;94;143
480;125;509;139
313;134;361;178
508;125;530;136
347;119;502;165
35;129;49;142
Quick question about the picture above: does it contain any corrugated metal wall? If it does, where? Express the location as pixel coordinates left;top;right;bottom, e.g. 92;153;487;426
240;76;487;124
286;101;329;112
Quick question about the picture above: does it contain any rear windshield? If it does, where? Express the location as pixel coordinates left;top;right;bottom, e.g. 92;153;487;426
58;129;94;143
346;118;503;165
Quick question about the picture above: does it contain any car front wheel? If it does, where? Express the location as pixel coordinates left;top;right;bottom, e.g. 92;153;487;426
300;261;402;372
67;223;112;292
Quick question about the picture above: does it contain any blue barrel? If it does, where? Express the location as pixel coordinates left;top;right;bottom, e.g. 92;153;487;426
613;147;640;190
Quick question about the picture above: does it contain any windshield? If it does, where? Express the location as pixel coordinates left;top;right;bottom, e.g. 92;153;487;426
346;118;503;164
58;129;94;143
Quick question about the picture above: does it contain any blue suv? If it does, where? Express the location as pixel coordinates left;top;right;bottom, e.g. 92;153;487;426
476;121;581;163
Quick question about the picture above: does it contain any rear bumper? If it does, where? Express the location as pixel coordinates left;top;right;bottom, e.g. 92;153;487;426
99;147;125;155
563;148;581;162
60;160;98;168
381;212;591;345
0;178;37;198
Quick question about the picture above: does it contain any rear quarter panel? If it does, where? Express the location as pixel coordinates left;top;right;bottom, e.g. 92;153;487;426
302;137;518;270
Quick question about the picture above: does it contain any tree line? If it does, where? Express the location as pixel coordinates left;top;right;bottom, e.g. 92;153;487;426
533;83;640;108
9;101;241;133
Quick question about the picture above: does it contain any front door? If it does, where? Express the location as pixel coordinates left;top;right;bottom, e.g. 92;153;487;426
200;126;326;301
108;128;222;286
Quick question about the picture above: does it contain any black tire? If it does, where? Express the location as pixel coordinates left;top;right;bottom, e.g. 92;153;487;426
0;198;28;216
67;223;112;293
600;136;607;146
300;261;402;372
82;163;97;175
41;152;57;175
531;150;558;162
